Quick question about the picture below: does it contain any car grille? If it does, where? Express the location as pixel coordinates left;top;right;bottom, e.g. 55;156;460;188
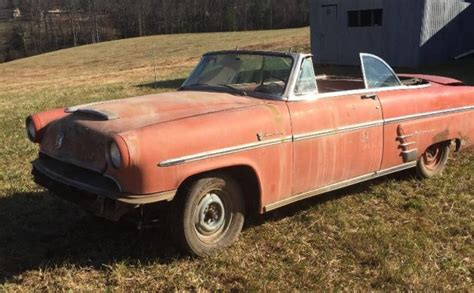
35;153;120;193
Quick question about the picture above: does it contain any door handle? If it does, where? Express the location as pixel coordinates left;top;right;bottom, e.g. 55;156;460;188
361;93;378;100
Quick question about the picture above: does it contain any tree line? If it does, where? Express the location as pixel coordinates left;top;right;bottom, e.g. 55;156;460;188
1;0;309;62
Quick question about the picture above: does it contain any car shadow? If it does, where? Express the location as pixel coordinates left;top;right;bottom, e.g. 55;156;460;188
0;169;415;283
0;190;181;283
135;78;186;90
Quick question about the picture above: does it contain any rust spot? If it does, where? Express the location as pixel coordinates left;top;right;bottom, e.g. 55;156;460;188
432;129;450;144
396;125;405;142
263;103;286;134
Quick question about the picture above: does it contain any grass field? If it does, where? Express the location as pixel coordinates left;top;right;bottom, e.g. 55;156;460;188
0;27;473;291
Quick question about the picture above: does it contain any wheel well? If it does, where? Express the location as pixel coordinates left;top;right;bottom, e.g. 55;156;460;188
176;165;261;215
424;139;457;154
454;138;462;152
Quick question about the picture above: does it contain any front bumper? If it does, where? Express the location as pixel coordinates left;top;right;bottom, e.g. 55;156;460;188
32;154;176;207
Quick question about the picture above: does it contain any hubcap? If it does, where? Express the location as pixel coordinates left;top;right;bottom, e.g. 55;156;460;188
195;192;226;236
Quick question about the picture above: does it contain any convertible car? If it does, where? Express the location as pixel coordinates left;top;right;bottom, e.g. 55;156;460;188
27;50;474;256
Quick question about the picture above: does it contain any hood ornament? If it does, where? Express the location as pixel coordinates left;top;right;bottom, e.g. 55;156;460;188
55;132;64;149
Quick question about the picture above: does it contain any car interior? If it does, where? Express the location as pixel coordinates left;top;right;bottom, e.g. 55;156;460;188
315;74;429;93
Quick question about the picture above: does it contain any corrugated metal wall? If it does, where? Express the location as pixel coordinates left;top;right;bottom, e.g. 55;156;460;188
310;0;474;67
378;0;424;67
420;0;474;64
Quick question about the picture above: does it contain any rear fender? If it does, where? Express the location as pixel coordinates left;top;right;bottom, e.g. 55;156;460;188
398;74;464;86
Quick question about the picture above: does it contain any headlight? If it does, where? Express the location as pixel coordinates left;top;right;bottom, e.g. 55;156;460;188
109;142;122;168
26;117;36;142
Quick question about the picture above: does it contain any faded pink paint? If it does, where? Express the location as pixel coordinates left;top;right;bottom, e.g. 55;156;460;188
28;75;474;213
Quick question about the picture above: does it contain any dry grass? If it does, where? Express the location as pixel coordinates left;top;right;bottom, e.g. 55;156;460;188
0;27;473;291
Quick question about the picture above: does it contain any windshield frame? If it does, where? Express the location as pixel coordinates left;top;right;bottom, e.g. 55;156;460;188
179;50;298;100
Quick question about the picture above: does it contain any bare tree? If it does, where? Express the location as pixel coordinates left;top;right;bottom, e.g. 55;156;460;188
2;0;309;63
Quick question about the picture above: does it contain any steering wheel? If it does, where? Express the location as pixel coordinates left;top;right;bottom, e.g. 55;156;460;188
255;82;284;95
263;75;286;84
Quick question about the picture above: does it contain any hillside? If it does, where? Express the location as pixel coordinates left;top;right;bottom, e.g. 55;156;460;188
0;27;473;291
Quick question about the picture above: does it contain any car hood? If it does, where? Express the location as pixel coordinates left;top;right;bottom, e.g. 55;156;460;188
66;90;260;130
40;91;261;172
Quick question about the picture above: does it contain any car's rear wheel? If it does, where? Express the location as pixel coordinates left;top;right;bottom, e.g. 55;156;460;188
174;174;245;256
416;142;450;178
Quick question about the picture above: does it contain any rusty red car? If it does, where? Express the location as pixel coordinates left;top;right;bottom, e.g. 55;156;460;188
27;51;474;256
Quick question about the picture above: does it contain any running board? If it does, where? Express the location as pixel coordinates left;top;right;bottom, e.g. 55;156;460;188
263;162;417;212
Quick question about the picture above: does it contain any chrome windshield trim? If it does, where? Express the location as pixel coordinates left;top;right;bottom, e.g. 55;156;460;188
182;51;307;101
158;136;293;167
384;105;474;124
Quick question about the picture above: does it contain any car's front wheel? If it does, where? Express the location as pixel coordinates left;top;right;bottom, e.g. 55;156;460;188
416;142;450;178
174;174;245;256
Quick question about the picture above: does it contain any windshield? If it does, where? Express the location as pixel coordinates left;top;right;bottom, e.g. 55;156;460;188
181;53;294;97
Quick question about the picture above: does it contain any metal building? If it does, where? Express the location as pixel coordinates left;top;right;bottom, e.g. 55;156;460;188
310;0;474;67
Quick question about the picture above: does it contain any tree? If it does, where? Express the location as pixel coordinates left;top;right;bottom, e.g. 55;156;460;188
1;0;310;63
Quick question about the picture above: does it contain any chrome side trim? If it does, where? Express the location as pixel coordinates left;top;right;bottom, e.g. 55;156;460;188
158;105;473;167
401;149;418;162
158;136;293;167
158;118;382;167
397;133;417;139
293;120;384;142
385;105;474;124
400;142;416;147
264;162;417;212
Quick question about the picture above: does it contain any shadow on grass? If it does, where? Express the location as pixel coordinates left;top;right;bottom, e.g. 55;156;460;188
0;191;181;283
135;78;186;90
0;169;416;283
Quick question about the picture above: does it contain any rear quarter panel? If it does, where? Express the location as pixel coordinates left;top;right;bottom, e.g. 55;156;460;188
378;83;474;169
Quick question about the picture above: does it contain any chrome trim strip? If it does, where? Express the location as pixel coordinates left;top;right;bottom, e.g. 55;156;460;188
264;161;417;212
397;133;417;139
293;120;384;142
158;136;293;167
159;118;383;167
400;142;416;147
402;149;418;154
158;105;473;167
385;105;474;124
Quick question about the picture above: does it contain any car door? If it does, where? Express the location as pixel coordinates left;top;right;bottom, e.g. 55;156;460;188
358;53;411;170
287;57;384;195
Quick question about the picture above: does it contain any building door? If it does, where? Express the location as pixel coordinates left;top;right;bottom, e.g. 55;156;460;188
319;5;338;63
